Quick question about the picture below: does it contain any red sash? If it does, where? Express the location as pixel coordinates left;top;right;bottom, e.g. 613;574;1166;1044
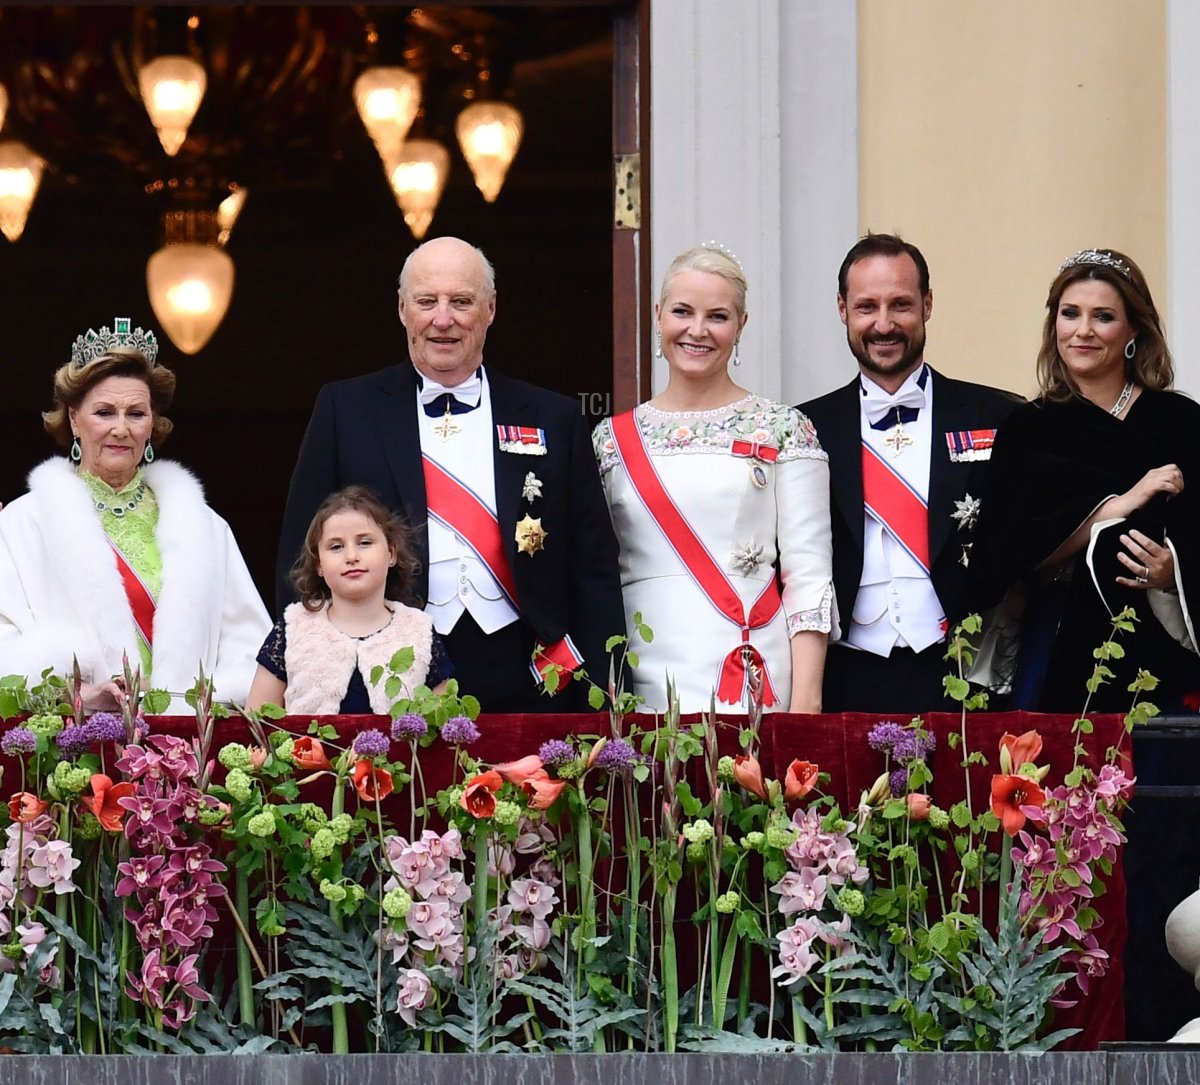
530;634;585;685
108;540;155;651
610;412;782;707
861;442;930;574
421;454;519;608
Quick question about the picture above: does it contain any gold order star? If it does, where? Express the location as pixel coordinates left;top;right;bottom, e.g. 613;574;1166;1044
515;515;548;556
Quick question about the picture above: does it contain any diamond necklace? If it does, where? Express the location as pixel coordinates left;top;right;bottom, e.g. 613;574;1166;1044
1109;381;1134;417
92;479;148;518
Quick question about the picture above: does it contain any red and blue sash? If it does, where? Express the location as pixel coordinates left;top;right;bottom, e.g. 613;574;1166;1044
861;441;930;574
610;412;782;707
421;454;520;608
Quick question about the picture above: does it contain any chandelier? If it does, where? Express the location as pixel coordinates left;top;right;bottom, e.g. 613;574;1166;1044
0;6;578;348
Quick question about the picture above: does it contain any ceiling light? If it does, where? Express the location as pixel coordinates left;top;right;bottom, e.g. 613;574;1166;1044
0;141;45;242
146;211;234;354
354;67;421;167
388;139;450;240
456;101;524;203
216;187;248;246
139;55;207;157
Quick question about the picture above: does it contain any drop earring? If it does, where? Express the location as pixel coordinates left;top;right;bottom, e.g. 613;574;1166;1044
732;339;741;367
1125;338;1137;360
142;443;155;464
653;327;662;358
70;436;81;463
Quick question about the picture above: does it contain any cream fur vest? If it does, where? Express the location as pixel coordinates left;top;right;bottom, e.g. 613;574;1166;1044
282;602;434;715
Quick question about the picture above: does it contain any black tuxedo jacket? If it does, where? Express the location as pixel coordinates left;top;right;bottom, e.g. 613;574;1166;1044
276;364;626;705
800;368;1022;633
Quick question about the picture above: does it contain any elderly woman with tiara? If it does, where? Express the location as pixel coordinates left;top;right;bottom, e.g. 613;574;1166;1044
593;244;834;714
969;249;1200;711
0;318;271;712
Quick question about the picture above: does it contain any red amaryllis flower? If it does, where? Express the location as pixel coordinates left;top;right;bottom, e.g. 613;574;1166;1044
461;770;503;818
999;730;1044;775
79;773;136;832
732;755;768;800
8;792;49;822
522;769;568;810
784;760;819;801
292;736;333;772
906;793;933;822
352;759;394;803
990;774;1046;837
492;755;544;785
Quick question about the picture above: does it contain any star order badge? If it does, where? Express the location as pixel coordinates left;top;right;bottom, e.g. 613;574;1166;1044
515;514;548;555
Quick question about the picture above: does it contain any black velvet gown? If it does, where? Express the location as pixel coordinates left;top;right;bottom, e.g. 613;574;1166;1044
969;388;1200;713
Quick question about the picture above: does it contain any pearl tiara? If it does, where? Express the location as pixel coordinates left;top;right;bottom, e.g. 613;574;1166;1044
1058;249;1132;281
703;239;743;273
71;317;159;369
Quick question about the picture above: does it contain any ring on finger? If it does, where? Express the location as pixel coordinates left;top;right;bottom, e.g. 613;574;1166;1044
1136;575;1149;584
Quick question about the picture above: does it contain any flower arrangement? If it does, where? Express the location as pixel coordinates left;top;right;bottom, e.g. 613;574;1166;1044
0;613;1147;1054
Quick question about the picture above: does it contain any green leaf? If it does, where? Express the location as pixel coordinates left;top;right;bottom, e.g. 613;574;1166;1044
142;688;171;714
943;676;970;701
587;685;606;710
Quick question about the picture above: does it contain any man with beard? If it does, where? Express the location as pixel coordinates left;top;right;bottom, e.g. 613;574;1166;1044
800;234;1020;711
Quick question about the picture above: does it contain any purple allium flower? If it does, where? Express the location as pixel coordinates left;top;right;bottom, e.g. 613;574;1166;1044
134;714;150;740
353;729;391;758
595;738;641;773
889;769;909;796
86;712;126;744
1;727;37;756
440;716;480;746
538;739;576;767
391;714;429;742
867;721;906;754
56;724;93;756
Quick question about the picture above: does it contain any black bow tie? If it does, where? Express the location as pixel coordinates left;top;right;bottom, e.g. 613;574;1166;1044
422;393;480;418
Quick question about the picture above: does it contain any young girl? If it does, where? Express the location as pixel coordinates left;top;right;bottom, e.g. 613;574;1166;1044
247;486;453;714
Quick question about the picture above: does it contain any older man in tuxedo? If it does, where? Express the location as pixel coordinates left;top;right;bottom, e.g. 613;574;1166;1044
277;236;625;712
800;234;1020;713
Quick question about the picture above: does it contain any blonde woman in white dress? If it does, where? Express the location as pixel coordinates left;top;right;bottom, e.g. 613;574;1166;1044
593;245;835;714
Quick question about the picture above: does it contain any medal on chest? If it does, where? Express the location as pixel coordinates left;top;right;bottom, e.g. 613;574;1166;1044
883;408;913;456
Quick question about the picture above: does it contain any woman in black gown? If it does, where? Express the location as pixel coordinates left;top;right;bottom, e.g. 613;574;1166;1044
970;248;1200;713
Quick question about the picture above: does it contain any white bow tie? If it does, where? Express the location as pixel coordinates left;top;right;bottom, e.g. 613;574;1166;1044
418;370;483;409
860;378;927;427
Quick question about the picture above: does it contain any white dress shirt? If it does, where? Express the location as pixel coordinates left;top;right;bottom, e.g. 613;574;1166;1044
847;365;946;656
417;367;520;636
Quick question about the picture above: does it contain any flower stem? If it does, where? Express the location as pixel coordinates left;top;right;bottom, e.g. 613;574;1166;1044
234;866;255;1028
329;770;350;1054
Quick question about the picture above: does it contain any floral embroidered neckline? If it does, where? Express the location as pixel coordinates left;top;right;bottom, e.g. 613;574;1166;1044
640;393;756;419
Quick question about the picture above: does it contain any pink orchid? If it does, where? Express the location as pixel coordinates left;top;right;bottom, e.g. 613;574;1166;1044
396;969;434;1026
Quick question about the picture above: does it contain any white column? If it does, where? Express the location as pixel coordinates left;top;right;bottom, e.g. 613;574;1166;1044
1168;0;1200;396
650;0;858;405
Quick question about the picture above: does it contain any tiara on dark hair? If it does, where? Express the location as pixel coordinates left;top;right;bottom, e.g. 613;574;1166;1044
1058;249;1132;281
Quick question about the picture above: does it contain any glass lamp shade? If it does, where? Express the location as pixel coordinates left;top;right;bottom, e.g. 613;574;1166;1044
388;139;450;240
0;140;44;242
455;101;524;203
139;55;207;157
354;67;421;166
146;243;234;354
216;187;248;246
0;84;8;134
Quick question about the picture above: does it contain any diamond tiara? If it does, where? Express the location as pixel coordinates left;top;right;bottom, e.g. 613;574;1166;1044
1058;249;1132;280
70;317;159;369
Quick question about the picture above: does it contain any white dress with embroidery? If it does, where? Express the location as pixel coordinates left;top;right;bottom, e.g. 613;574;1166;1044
593;394;834;713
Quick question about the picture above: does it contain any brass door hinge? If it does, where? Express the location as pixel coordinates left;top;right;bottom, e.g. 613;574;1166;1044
614;152;640;230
